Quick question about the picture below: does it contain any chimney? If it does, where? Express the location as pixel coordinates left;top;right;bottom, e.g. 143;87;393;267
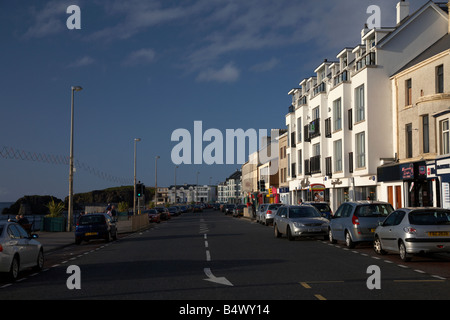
396;0;410;25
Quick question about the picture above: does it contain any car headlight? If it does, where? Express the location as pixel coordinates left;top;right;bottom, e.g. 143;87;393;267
293;222;304;228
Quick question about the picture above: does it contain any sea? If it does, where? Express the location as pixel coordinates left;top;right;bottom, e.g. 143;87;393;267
0;202;14;215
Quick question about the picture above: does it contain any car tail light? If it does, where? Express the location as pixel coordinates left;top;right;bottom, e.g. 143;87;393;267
352;215;360;225
0;244;3;252
403;227;416;234
267;210;272;214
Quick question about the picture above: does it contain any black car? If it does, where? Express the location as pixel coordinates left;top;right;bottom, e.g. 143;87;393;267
224;204;236;215
75;213;118;245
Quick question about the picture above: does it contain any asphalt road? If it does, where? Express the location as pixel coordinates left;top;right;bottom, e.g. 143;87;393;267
0;209;449;304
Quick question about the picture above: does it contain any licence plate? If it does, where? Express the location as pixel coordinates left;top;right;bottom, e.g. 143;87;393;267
85;232;98;236
428;232;449;237
308;228;321;232
369;229;375;233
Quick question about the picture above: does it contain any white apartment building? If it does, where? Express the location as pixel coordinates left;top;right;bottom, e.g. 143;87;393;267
217;170;242;203
168;184;217;203
285;1;449;211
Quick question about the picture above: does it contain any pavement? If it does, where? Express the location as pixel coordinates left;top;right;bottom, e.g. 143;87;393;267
35;231;75;253
34;220;139;253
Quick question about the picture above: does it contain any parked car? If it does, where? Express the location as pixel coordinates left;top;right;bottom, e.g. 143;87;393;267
0;221;44;280
303;202;332;220
155;207;170;220
224;204;236;215
168;207;180;217
255;204;268;223
192;205;203;213
146;209;161;223
273;205;329;241
328;201;394;248
233;204;246;217
260;204;284;226
374;207;450;262
75;213;118;245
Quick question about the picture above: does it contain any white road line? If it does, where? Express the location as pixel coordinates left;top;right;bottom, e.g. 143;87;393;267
206;250;211;261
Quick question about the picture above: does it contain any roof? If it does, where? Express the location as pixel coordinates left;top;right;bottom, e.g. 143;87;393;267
392;33;450;76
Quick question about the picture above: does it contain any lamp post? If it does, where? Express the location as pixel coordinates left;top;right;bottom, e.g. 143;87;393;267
68;86;82;232
133;138;141;215
155;156;160;205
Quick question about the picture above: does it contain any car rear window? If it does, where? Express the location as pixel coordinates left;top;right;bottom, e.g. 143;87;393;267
289;207;321;218
310;203;331;212
409;210;450;225
79;215;106;225
355;204;393;217
268;204;283;210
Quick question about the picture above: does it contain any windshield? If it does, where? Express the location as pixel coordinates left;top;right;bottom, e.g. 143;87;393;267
289;207;321;218
355;204;393;217
409;210;450;225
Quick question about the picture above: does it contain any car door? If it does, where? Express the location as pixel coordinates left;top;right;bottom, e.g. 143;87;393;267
275;207;287;232
331;204;347;241
7;225;32;267
15;224;37;268
378;210;406;251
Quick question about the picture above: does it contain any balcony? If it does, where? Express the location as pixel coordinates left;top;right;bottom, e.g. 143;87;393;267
288;104;295;113
333;70;348;87
356;52;376;71
312;82;326;97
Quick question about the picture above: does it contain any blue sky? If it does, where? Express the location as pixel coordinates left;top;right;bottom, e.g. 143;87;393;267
0;0;426;202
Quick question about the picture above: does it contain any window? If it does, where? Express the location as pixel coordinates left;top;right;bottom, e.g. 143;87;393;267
436;65;444;94
441;119;450;155
297;117;302;142
406;123;413;158
356;132;365;168
333;98;342;131
355;85;365;122
405;79;412;106
422;115;429;154
312;106;320;120
313;143;320;156
298;150;302;174
334;139;342;172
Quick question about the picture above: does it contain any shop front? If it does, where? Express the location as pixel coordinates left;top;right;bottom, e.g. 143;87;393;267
378;160;437;208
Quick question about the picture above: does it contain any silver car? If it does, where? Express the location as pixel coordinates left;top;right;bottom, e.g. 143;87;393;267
274;205;329;241
256;204;268;223
0;221;44;280
261;204;284;226
374;207;450;262
329;201;393;248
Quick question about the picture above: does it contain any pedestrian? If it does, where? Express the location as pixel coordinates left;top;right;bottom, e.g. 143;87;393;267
106;205;112;217
111;205;117;217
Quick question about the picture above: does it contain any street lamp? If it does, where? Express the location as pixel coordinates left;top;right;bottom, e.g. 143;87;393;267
133;138;141;215
68;86;82;232
155;156;160;205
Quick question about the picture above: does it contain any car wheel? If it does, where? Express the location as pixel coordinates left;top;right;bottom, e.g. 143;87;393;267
274;224;281;238
34;249;44;271
9;255;19;281
399;241;411;262
287;227;295;241
345;231;355;248
373;236;387;255
328;228;337;244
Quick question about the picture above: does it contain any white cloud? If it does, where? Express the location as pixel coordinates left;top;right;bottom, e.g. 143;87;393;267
67;56;95;68
24;1;69;38
250;58;280;73
123;48;156;66
197;62;240;83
